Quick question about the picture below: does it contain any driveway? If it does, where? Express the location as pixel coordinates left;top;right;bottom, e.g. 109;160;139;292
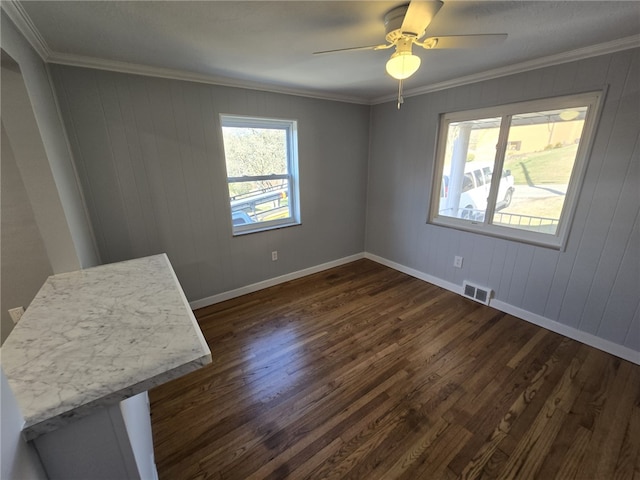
513;184;567;199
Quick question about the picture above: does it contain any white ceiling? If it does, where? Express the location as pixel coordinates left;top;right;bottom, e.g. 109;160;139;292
8;1;640;103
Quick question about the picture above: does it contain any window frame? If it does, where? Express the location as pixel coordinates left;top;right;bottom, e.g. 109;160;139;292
220;114;301;235
428;91;604;250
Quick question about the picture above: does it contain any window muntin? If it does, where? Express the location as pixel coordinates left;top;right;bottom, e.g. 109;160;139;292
221;115;300;235
430;92;602;249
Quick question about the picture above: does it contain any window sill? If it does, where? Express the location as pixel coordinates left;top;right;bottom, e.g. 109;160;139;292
429;217;566;251
232;220;301;237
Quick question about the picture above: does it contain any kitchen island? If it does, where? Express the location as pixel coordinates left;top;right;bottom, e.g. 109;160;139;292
2;254;211;479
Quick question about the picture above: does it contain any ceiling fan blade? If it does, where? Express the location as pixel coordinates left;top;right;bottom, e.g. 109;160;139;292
313;44;388;55
423;34;508;49
401;0;443;38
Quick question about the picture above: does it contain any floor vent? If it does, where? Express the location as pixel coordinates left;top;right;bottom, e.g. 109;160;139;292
463;281;492;306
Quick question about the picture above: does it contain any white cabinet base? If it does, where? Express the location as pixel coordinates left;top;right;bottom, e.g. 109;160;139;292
33;392;158;480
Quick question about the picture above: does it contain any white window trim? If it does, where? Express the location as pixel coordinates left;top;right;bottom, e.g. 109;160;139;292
428;91;604;250
220;114;301;236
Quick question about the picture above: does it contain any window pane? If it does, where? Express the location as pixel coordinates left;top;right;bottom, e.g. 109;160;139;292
230;179;291;224
430;92;601;249
221;115;300;235
494;107;588;234
438;117;501;221
222;127;287;177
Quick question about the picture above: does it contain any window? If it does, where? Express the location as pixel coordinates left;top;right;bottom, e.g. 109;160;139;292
429;92;602;249
220;115;300;235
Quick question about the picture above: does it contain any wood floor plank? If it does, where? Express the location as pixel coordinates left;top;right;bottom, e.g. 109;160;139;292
451;335;575;478
495;352;588;479
575;359;640;479
613;404;640;480
398;423;473;480
149;259;640;479
552;426;592;480
507;328;549;369
377;417;451;479
491;337;582;457
535;346;607;478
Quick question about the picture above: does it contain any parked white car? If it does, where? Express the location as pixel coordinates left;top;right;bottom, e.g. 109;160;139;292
440;162;515;220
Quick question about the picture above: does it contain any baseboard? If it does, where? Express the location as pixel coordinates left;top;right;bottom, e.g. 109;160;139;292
189;253;365;310
189;250;638;365
364;253;463;296
490;300;639;365
365;253;639;365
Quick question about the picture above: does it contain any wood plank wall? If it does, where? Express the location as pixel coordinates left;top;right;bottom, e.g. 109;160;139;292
51;65;370;302
50;48;638;355
366;49;640;353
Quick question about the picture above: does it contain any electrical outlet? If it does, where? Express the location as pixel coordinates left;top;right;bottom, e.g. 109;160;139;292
8;307;25;324
454;256;463;269
272;251;278;261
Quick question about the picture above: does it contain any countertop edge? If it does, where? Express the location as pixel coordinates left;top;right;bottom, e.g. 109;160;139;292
162;254;211;356
22;352;212;441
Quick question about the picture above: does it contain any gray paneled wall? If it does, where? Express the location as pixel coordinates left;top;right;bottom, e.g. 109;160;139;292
1;14;98;272
366;49;639;352
1;125;53;344
51;65;370;301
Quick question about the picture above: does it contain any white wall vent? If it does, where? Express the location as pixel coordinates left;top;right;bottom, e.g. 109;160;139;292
462;281;492;306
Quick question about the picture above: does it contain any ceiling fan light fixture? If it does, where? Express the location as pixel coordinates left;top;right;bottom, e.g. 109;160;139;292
386;51;421;80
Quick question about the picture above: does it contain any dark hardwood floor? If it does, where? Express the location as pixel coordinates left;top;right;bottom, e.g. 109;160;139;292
150;259;640;479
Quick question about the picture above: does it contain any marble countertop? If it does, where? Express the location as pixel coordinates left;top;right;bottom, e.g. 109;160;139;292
2;254;211;441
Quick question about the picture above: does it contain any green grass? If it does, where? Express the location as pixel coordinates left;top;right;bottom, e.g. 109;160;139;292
503;144;578;185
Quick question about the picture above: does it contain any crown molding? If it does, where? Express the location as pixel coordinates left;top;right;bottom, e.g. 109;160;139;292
1;0;50;60
40;33;640;106
3;0;367;104
5;0;639;107
372;34;640;105
47;52;370;105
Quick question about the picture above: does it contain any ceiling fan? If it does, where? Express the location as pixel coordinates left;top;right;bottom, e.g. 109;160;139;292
314;0;507;108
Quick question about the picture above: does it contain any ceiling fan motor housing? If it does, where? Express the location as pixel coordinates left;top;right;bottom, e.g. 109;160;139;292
385;5;414;43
